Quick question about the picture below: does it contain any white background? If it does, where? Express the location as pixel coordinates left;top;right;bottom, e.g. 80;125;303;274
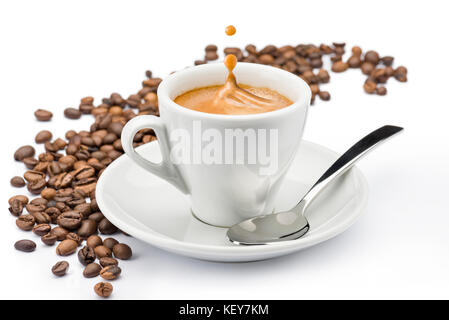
0;0;448;299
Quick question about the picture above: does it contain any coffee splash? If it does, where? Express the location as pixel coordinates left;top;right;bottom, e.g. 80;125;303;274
174;26;293;115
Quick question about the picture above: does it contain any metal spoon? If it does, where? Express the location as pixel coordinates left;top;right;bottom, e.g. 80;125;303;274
227;125;403;245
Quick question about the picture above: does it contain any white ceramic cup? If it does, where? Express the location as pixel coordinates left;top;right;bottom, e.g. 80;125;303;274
121;62;311;227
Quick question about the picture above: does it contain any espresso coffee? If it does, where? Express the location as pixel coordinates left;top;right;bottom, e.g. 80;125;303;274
175;54;293;115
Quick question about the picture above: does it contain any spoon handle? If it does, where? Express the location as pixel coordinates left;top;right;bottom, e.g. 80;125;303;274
299;125;403;210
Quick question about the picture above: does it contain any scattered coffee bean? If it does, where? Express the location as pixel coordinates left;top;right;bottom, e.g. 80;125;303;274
77;219;97;238
16;215;35;231
98;218;118;235
57;211;82;230
41;233;58;246
84;263;102;278
94;282;113;298
32;223;51;236
376;86;387;96
50;227;69;241
99;257;118;268
41;188;56;200
9;195;28;206
364;50;380;65
113;243;132;260
64;108;82;119
14;240;36;252
14;145;35;161
94;245;112;258
35;130;53;144
52;261;69;277
332;61;349;73
10;176;25;188
363;79;377;94
100;265;121;280
103;237;119;250
66;232;82;245
34;109;53;121
318;91;331;101
78;246;96;266
9;199;24;217
56;239;78;256
86;235;103;248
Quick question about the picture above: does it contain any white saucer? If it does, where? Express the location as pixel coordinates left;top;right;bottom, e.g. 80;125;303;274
96;140;368;262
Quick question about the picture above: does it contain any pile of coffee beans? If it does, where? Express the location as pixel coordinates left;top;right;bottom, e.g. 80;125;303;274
10;42;407;298
196;43;407;104
11;87;150;296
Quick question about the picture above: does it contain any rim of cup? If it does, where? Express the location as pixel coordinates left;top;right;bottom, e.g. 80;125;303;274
157;62;311;121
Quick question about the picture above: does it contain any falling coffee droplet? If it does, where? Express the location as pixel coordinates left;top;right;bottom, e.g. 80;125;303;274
225;25;236;36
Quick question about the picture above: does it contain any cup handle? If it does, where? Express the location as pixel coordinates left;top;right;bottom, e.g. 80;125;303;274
121;115;189;194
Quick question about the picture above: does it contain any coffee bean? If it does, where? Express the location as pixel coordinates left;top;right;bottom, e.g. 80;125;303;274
331;61;349;73
351;46;362;56
15;240;36;252
45;207;61;224
316;69;330;83
381;56;394;66
52;261;69;277
35;130;53;143
66;232;82;245
23;157;39;169
27;178;47;195
50;227;69;241
31;211;51;224
16;215;35;231
64;108;81;119
318;91;331;101
24;170;46;182
41;188;56;200
33;223;51;236
14;145;35;161
9;199;24;217
376;86;387;96
73;165;95;180
364;50;380;65
74;203;91;216
100;265;121;280
34;109;53;121
113;243;132;260
394;66;407;82
103;238;119;250
57;211;82;230
84;263;102;278
99;257;118;268
78;219;97;238
363;79;377;94
348;55;362;68
89;212;104;223
94;245;112;258
205;51;218;61
10;176;25;188
98;218;118;235
78;246;96;266
9;195;28;206
361;62;375;75
94;282;113;298
86;235;103;248
56;239;78;256
41;233;58;246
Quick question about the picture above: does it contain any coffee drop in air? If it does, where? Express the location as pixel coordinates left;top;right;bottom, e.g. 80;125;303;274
225;25;236;36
